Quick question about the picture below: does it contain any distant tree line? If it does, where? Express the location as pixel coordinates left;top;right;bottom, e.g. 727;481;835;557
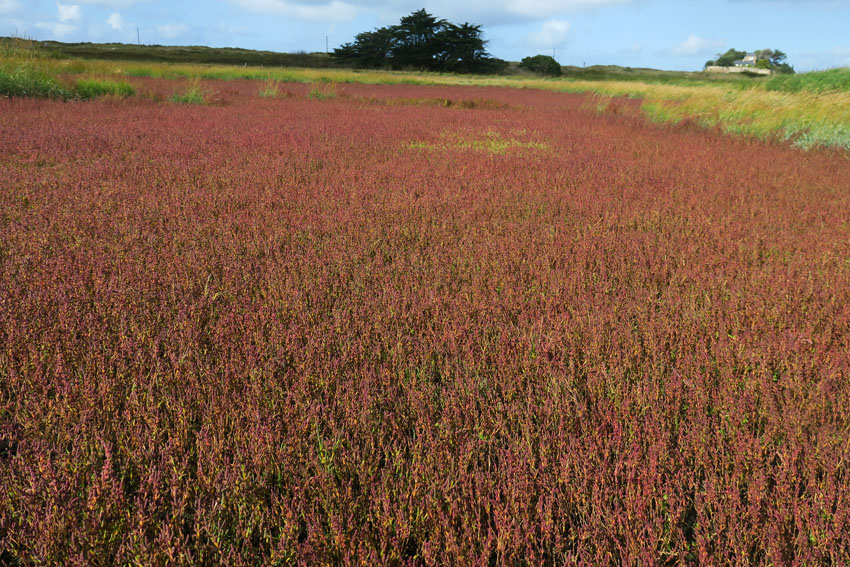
705;48;794;74
332;9;508;74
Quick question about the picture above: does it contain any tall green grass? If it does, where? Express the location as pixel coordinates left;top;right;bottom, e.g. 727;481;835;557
169;77;205;104
766;67;850;93
307;80;337;100
0;64;72;99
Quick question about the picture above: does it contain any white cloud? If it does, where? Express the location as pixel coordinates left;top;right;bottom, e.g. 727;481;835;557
231;0;358;22
107;12;124;29
57;3;82;21
157;23;188;39
668;35;724;57
0;0;20;15
526;19;571;49
35;21;77;36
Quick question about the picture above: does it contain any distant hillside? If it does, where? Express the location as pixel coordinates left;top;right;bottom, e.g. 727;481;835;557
2;37;782;84
558;64;769;85
3;37;341;68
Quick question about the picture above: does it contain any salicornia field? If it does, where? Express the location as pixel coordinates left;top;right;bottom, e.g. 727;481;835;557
2;78;850;566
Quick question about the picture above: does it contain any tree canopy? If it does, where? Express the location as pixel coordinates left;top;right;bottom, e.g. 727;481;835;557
332;9;507;74
707;48;747;68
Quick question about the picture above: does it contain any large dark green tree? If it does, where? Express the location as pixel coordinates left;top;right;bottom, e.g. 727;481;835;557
333;27;397;68
332;9;506;74
437;23;491;73
392;9;445;70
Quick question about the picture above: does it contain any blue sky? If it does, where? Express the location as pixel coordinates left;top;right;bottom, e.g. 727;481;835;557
3;0;849;71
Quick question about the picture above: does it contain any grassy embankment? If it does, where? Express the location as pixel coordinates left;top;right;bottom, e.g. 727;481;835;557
0;38;134;99
3;37;850;149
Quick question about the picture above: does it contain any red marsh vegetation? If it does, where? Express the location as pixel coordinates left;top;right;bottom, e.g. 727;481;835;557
1;79;850;565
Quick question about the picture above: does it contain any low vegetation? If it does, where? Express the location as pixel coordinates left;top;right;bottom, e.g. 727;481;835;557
3;79;850;565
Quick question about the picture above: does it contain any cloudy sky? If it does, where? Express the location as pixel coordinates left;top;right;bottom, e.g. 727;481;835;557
3;0;850;71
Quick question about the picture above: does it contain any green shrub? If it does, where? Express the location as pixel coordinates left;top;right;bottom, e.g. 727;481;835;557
74;78;135;99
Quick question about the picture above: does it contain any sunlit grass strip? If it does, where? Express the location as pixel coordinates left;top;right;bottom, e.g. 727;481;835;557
74;77;135;99
633;86;850;150
409;130;548;154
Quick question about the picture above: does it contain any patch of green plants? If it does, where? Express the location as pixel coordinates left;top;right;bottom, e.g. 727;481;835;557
169;78;205;104
409;130;548;154
307;80;337;100
74;78;135;99
0;64;72;99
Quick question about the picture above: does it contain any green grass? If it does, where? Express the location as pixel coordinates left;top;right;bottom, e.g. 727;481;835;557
169;78;205;104
0;64;72;99
74;77;135;99
766;67;850;93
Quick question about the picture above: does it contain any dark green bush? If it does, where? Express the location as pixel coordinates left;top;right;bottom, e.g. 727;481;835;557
519;55;562;77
